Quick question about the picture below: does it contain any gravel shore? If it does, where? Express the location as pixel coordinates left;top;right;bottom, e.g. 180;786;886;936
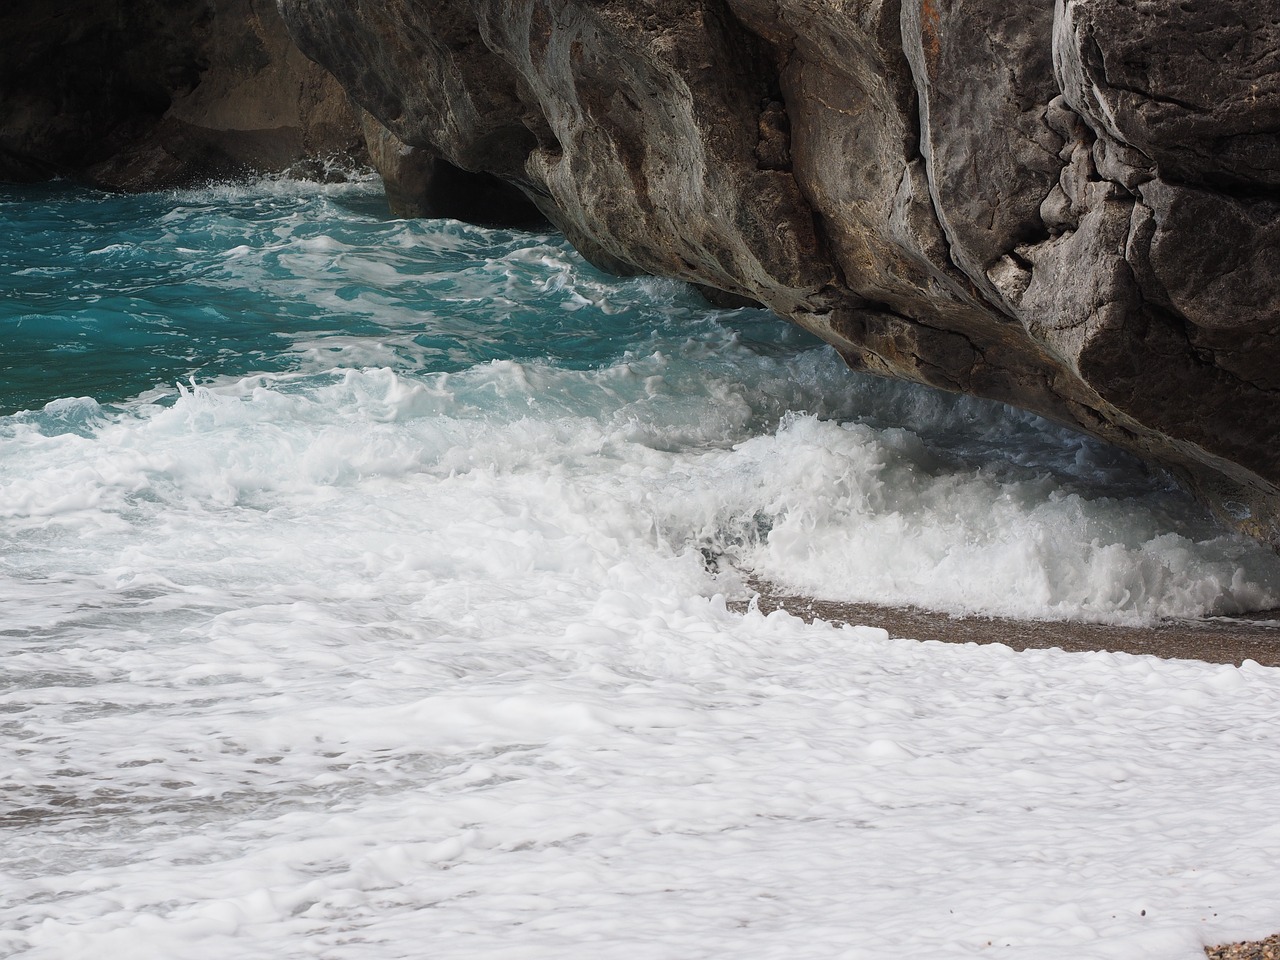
738;584;1280;668
1206;934;1280;959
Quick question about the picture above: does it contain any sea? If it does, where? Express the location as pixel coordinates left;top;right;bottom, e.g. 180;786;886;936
4;174;1280;959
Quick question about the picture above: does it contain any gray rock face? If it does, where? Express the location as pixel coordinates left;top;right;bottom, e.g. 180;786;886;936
3;0;1272;543
0;0;365;189
278;0;1280;544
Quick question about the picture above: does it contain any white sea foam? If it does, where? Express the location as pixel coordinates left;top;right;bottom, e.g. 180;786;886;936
4;349;1277;621
4;348;1280;960
6;193;1280;959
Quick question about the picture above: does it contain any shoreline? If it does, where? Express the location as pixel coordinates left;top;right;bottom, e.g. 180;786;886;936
736;584;1280;668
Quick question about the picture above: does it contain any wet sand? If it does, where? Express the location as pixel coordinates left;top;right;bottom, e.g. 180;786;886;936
738;584;1280;668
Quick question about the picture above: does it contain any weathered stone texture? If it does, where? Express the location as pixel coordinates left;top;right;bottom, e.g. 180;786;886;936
277;0;1280;544
6;0;1277;545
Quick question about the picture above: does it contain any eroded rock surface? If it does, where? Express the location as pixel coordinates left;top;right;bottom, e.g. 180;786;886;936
278;0;1280;544
11;0;1274;544
0;0;364;189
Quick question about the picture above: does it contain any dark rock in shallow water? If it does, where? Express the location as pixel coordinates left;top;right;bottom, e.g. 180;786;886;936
0;0;365;189
278;0;1280;547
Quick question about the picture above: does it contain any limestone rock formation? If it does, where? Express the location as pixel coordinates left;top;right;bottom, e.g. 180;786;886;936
0;0;365;189
278;0;1280;546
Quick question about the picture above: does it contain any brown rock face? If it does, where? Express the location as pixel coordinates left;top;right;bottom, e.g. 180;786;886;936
0;0;365;189
278;0;1280;546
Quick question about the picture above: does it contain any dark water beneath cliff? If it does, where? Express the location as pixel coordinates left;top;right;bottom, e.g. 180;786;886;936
5;174;1280;958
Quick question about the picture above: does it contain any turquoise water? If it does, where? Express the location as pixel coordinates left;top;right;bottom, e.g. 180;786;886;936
3;178;774;415
3;173;1279;622
6;174;1280;960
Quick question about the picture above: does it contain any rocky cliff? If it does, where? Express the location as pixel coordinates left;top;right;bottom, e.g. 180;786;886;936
4;0;1277;547
0;0;364;188
276;0;1280;545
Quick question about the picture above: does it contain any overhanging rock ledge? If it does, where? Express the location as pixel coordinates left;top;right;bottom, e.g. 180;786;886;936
277;0;1280;545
